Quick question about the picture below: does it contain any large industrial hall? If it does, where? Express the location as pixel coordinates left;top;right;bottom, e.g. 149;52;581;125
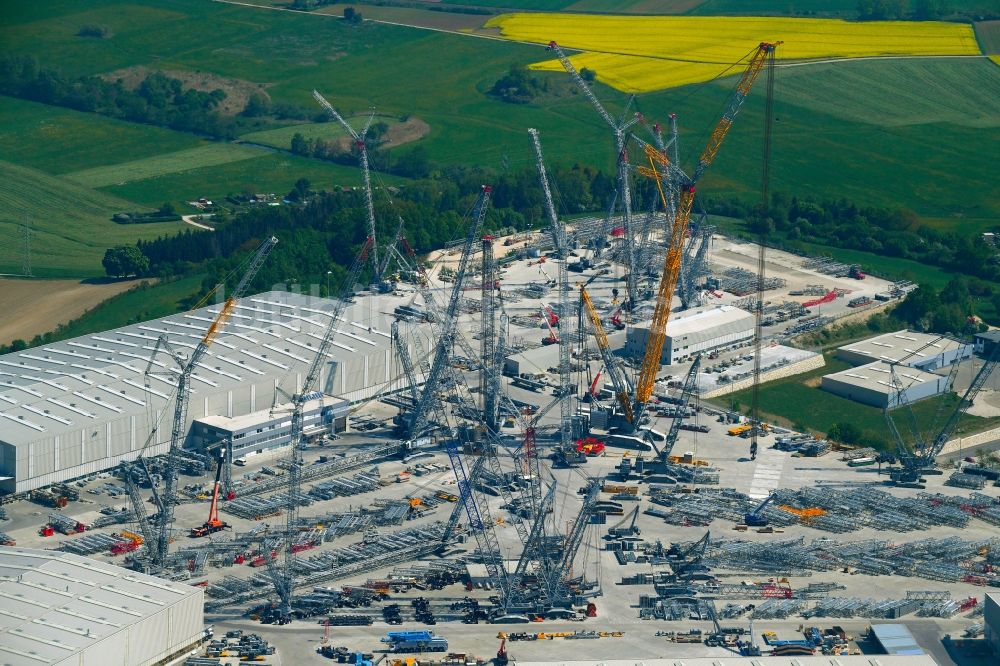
0;290;433;494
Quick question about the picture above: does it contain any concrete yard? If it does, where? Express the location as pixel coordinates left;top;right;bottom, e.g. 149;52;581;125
4;417;997;665
1;229;994;666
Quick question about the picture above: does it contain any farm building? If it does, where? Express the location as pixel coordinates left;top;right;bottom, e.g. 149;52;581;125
0;290;432;495
836;330;970;370
0;546;205;666
820;360;948;408
625;305;754;365
974;330;1000;358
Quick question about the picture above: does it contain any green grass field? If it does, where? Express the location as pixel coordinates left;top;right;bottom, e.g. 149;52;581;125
0;160;186;278
99;153;397;208
0;96;204;174
1;0;999;281
671;59;1000;222
65;143;263;188
712;353;1000;449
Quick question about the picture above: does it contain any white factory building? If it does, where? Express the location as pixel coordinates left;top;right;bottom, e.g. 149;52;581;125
0;290;433;494
837;330;971;371
625;305;755;365
821;360;948;408
192;395;350;458
0;546;205;666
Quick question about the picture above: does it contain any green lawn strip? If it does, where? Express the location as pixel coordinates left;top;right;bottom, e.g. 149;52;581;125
0;95;204;175
708;352;1000;449
64;143;263;188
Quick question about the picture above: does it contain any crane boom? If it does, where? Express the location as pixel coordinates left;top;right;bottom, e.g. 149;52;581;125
660;354;702;460
313;90;381;281
554;479;599;585
148;236;277;567
546;42;616;129
408;186;493;439
634;43;778;409
531;128;576;453
581;286;633;423
122;465;158;561
929;342;999;458
529;128;568;254
277;235;374;613
392;320;421;404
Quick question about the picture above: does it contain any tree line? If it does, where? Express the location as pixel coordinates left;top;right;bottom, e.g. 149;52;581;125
708;193;1000;284
130;159;647;298
0;55;239;138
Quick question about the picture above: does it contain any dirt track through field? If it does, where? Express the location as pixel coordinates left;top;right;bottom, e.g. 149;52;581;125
0;278;145;345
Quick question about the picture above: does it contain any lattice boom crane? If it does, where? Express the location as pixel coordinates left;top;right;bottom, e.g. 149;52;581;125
313;90;382;282
277;235;374;615
633;42;779;415
145;236;277;568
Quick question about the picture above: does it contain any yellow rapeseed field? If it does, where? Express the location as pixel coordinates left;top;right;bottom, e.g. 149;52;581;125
485;14;982;93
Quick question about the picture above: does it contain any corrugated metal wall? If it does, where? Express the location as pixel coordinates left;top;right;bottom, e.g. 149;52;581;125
53;588;203;666
6;342;400;493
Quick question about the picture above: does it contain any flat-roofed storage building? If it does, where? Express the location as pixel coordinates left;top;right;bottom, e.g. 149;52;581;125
0;546;205;666
626;305;754;365
0;290;432;494
821;360;948;408
837;330;971;370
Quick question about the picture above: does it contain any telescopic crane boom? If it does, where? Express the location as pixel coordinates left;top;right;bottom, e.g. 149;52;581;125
191;447;229;537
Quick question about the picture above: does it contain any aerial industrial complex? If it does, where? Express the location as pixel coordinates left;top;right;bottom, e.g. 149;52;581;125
2;37;999;666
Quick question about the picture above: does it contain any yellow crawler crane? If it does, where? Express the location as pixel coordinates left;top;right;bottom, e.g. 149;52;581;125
581;284;634;423
633;42;780;414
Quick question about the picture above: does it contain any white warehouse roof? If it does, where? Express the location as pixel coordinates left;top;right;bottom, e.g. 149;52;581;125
0;290;396;446
629;305;754;339
0;546;204;666
838;330;968;366
823;360;943;396
0;289;433;493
